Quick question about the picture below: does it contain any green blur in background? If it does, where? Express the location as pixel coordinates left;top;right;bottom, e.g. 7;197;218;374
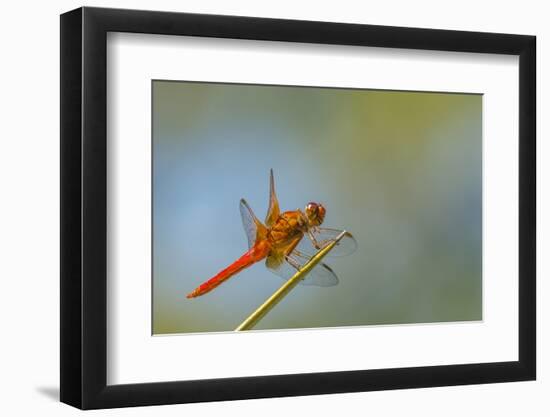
152;80;482;334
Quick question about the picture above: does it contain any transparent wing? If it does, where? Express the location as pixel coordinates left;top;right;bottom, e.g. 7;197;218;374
265;250;339;287
264;169;280;228
240;199;266;249
296;227;357;257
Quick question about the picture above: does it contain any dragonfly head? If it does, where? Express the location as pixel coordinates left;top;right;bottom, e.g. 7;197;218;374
305;202;326;227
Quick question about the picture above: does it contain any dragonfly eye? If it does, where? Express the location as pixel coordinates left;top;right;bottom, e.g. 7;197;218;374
305;202;325;226
305;202;318;216
306;202;317;212
317;204;326;221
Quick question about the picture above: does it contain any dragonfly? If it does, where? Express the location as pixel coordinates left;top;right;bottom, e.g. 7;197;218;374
186;170;357;298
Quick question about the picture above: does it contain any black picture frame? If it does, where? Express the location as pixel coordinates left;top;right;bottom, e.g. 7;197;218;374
60;6;536;410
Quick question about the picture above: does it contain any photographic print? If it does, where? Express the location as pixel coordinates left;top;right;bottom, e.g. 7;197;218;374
152;80;482;335
61;9;536;408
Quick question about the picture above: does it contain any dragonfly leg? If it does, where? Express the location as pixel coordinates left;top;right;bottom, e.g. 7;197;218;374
292;249;309;258
307;230;323;250
284;254;302;272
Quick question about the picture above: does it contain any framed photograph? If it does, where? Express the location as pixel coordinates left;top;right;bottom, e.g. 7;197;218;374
60;6;536;409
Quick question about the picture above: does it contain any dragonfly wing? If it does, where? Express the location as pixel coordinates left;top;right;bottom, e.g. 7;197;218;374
303;265;339;286
291;251;339;286
240;199;267;249
264;169;281;228
265;251;339;287
297;227;357;257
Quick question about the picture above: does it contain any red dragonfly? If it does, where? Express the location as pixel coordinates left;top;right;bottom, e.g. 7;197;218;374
186;170;357;298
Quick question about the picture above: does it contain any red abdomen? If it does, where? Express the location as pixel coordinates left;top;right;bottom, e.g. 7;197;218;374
186;240;271;298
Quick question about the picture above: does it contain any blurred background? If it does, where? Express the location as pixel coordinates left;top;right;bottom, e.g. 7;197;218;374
152;80;482;334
